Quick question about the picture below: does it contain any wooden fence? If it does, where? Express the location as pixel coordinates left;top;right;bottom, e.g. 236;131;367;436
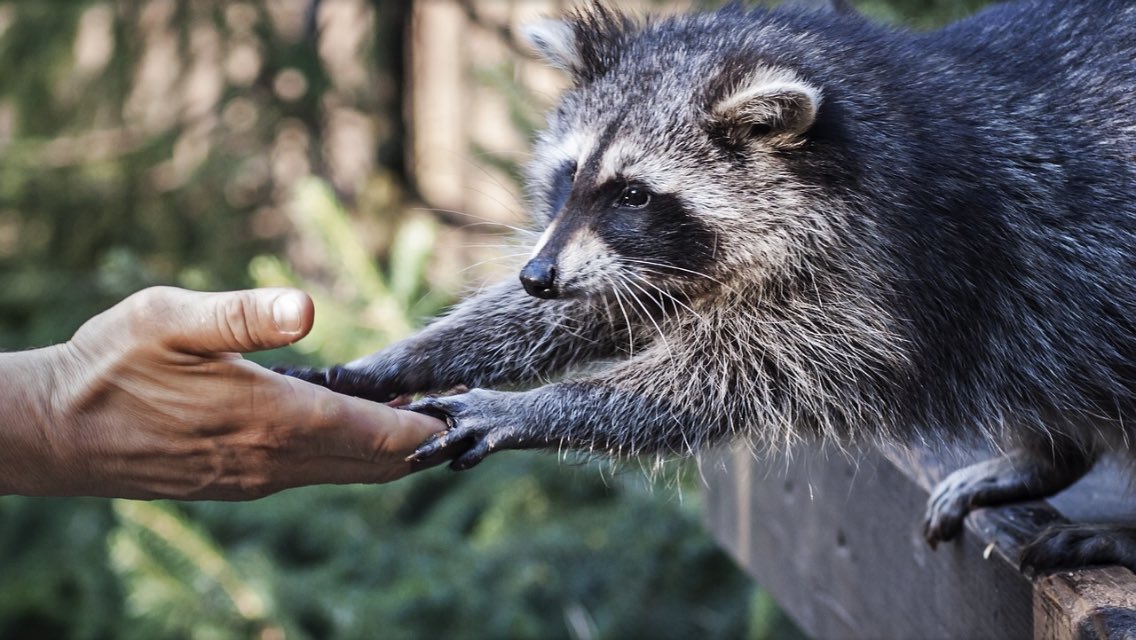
704;445;1136;638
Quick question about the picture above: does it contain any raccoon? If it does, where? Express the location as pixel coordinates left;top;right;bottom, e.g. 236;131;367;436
279;1;1136;575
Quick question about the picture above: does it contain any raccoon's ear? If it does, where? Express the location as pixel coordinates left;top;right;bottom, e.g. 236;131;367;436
519;5;635;83
707;74;822;149
519;19;582;73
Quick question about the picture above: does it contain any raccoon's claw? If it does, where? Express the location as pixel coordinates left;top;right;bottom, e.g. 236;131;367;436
1019;524;1136;577
271;364;400;403
405;390;533;470
407;426;486;470
408;429;463;463
922;468;987;548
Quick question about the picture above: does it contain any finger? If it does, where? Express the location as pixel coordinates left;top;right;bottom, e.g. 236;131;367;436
202;455;447;500
281;378;447;464
126;286;315;354
276;455;446;490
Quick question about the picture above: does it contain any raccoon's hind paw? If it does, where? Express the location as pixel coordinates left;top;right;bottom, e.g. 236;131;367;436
922;459;1019;548
271;364;401;403
922;470;977;548
922;449;1091;550
1020;524;1136;577
405;390;539;471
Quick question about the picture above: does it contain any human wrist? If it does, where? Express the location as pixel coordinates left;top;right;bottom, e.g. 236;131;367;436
0;343;78;496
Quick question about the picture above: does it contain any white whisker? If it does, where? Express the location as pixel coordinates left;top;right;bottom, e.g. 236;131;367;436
458;253;531;273
615;272;671;356
410;206;539;237
620;257;722;284
604;274;637;356
625;269;698;316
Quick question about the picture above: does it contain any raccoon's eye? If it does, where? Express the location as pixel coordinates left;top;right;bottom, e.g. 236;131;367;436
615;184;651;209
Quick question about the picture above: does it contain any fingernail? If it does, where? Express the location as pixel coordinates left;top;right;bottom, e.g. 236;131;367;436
272;293;304;334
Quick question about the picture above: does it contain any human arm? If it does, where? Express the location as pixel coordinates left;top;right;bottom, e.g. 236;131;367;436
0;286;446;500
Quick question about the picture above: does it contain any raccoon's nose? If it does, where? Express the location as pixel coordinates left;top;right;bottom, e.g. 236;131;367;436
520;258;559;299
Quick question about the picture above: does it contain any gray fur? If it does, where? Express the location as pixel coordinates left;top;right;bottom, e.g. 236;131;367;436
281;0;1136;573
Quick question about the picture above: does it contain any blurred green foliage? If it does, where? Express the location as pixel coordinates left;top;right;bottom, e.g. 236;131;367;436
0;1;991;639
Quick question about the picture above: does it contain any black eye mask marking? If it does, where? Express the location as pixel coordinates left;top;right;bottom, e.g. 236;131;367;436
592;180;717;280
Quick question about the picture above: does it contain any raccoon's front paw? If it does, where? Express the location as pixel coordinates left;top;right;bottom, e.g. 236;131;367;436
271;364;403;403
1019;524;1136;577
405;389;540;470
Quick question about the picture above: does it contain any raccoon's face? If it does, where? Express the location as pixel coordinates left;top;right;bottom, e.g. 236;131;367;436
518;6;827;303
519;125;720;301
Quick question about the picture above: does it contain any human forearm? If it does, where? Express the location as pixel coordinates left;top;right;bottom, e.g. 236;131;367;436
0;344;72;496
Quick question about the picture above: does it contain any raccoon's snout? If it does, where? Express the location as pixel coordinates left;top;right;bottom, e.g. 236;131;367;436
520;257;559;299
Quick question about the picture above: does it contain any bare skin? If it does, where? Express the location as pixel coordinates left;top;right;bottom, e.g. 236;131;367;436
0;286;446;500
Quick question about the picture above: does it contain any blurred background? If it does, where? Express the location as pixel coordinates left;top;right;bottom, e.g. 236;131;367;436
0;0;991;638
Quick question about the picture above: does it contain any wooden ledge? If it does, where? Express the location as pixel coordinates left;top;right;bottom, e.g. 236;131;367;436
702;444;1136;639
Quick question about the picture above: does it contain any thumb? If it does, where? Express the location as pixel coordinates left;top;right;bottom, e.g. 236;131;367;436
148;287;315;354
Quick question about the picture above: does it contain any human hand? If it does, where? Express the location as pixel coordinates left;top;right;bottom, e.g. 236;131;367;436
0;286;446;500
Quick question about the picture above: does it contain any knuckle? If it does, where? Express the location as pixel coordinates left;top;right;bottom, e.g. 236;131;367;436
216;294;260;352
232;364;278;407
238;471;277;498
230;437;286;498
123;286;177;338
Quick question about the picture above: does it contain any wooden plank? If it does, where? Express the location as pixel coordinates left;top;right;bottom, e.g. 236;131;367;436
1034;568;1136;640
887;450;1136;640
703;444;1136;640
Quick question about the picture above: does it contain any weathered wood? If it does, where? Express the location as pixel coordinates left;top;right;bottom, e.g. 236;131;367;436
703;445;1136;640
1035;568;1136;640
